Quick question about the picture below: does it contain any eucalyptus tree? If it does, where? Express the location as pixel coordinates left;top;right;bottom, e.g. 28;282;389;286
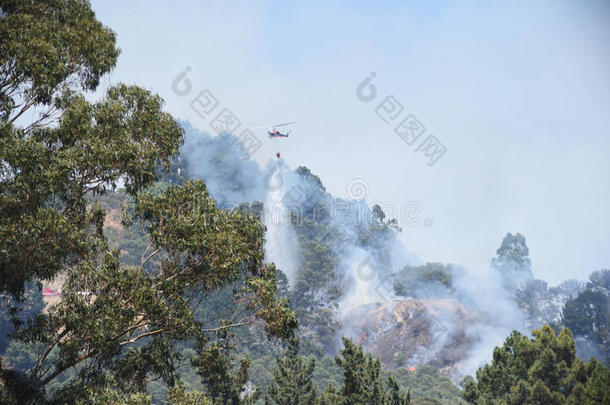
0;1;296;402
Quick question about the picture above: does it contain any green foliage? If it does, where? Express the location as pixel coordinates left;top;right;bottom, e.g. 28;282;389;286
286;166;404;358
492;233;531;271
384;366;462;405
370;204;401;233
167;383;212;405
192;329;259;405
4;2;607;404
356;204;401;273
291;234;341;348
1;84;182;295
295;167;326;193
87;190;148;267
2;179;296;402
2;340;38;372
1;0;181;298
461;325;610;404
560;269;609;365
247;355;275;394
266;337;317;405
318;337;410;405
288;168;343;352
491;233;533;286
72;382;212;405
588;269;610;291
311;355;343;394
393;263;454;297
0;280;45;354
0;0;119;115
0;3;296;402
1;180;295;402
0;360;46;405
75;387;152;405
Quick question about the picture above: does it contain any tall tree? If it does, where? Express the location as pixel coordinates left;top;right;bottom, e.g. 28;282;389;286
0;0;125;296
319;338;409;405
3;180;296;402
193;328;259;405
266;337;317;405
491;232;533;289
461;325;610;404
560;269;610;365
0;1;297;402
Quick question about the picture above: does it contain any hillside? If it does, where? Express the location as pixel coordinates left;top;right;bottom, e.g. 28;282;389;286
2;2;609;403
343;298;475;373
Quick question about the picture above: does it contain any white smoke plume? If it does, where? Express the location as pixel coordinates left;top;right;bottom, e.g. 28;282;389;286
178;120;585;381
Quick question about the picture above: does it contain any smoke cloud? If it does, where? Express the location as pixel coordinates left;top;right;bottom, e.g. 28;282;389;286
179;120;585;380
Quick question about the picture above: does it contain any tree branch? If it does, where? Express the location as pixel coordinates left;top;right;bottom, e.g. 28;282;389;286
32;329;69;377
119;327;169;346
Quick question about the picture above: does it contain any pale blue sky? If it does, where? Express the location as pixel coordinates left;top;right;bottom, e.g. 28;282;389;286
91;0;610;284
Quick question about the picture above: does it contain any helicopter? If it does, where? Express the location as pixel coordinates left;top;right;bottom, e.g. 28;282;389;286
267;121;295;138
250;122;295;158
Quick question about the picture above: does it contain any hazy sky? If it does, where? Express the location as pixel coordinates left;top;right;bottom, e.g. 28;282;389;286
91;0;610;284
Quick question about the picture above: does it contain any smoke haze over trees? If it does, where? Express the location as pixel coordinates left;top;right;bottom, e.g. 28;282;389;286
1;1;608;404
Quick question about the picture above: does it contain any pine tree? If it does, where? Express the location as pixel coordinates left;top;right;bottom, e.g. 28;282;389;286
560;269;610;365
387;376;409;405
266;337;317;405
461;325;610;404
333;338;409;405
193;330;260;405
491;232;533;289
